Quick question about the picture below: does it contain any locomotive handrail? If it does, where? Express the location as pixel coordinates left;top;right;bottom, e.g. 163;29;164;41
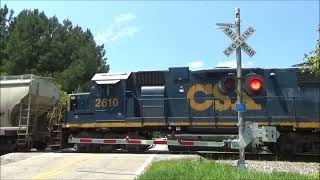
125;90;140;100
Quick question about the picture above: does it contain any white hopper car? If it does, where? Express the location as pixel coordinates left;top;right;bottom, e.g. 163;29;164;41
0;74;59;151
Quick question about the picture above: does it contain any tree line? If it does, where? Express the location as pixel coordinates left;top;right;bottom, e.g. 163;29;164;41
0;5;109;93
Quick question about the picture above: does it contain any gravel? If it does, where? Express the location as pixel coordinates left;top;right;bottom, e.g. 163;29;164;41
215;159;320;176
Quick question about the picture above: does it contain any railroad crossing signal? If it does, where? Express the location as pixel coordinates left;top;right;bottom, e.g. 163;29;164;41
216;8;256;171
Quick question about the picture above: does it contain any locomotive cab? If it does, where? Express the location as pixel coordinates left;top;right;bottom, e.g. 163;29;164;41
65;73;130;127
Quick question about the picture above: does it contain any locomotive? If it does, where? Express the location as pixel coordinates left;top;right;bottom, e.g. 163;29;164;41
63;67;320;155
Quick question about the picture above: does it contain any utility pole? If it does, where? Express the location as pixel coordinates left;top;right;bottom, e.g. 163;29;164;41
234;8;246;170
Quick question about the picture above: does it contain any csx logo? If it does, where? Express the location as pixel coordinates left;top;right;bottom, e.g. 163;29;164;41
186;84;261;111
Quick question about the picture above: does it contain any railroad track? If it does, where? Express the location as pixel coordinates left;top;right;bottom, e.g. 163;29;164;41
196;151;320;162
2;147;319;163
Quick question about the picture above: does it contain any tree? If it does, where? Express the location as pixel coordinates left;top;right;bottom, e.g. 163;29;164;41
0;7;109;93
0;5;14;72
303;26;320;76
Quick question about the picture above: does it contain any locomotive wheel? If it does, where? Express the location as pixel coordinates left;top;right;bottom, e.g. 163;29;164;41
74;132;89;153
124;143;150;153
124;145;142;153
272;133;320;157
167;134;192;152
124;142;149;153
168;145;191;152
75;132;100;153
123;133;149;153
74;142;91;153
267;134;296;159
99;134;116;152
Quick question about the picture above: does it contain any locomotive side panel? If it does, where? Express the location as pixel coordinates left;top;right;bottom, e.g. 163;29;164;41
64;68;320;130
63;67;320;154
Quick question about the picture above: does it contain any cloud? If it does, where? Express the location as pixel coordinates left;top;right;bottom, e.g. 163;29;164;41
115;13;136;24
95;13;140;44
215;60;255;68
188;61;204;70
247;60;254;67
109;26;140;41
216;60;237;68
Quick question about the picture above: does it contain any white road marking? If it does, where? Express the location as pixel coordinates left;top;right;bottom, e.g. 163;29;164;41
134;154;156;179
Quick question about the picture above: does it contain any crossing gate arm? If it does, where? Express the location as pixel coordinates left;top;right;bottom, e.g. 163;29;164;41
68;122;279;149
68;137;227;147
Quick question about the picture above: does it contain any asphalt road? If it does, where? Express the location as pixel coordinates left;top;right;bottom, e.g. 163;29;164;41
0;146;199;180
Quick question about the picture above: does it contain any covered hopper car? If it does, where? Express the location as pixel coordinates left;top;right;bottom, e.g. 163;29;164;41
0;74;59;152
63;67;320;155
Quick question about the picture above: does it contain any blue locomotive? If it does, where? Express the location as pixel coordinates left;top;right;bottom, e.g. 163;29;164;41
63;67;320;155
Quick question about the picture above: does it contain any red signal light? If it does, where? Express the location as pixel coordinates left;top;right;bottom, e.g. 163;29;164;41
249;78;263;92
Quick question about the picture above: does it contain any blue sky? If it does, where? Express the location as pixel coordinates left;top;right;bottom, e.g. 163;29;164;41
2;1;319;73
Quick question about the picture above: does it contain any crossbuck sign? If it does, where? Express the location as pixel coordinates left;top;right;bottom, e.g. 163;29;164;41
222;26;256;57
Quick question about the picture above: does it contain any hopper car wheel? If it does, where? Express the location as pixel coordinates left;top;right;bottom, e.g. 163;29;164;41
16;144;30;152
3;138;18;152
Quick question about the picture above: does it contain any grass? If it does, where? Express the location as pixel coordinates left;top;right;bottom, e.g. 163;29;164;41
138;159;319;180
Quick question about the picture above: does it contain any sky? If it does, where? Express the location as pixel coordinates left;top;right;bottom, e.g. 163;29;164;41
1;1;319;73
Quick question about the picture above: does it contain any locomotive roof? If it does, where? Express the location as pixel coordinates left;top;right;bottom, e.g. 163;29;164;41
91;73;131;84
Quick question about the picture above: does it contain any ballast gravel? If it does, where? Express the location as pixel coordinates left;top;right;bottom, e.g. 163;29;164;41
215;159;320;176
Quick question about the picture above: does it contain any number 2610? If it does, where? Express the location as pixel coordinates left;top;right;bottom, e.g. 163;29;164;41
95;98;119;108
